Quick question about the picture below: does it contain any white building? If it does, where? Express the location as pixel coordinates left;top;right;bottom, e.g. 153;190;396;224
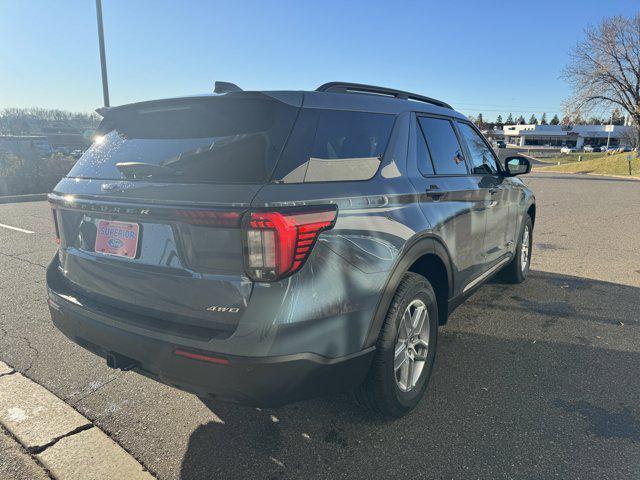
0;135;52;155
489;124;634;148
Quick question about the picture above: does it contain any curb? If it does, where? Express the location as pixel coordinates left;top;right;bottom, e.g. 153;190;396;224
1;425;50;480
0;360;155;480
0;194;48;204
531;169;640;181
585;172;640;180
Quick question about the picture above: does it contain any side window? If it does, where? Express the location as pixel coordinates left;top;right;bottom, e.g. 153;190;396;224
416;120;434;175
418;117;467;175
457;122;499;174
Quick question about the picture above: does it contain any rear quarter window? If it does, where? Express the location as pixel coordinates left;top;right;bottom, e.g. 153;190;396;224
273;109;395;183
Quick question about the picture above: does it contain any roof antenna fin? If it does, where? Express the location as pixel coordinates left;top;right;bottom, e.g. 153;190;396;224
214;81;243;94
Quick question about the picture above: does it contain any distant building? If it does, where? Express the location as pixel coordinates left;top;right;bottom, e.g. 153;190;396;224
0;133;90;157
0;135;52;155
45;133;90;153
486;124;634;148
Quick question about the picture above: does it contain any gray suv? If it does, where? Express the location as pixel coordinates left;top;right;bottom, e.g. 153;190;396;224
47;82;535;417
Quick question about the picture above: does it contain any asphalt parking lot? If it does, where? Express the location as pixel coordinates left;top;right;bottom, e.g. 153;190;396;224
1;172;639;480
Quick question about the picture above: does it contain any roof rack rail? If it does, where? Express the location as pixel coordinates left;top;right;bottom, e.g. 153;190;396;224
316;82;452;110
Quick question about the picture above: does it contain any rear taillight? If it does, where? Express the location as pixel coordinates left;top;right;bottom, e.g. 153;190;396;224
243;206;337;281
50;207;60;244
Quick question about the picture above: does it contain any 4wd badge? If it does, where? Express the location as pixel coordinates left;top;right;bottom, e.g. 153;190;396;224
206;306;241;313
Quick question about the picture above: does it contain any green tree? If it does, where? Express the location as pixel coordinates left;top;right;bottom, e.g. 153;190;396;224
540;113;548;125
496;115;503;125
516;115;526;124
528;114;538;124
506;113;514;124
0;151;75;195
550;114;560;125
476;113;484;128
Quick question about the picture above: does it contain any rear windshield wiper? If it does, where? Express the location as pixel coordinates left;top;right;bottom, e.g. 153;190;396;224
115;162;181;179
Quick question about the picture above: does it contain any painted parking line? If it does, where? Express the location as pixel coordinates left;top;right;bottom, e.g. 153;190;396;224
0;223;35;234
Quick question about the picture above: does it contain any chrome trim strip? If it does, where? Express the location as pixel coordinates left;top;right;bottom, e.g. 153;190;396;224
463;256;511;293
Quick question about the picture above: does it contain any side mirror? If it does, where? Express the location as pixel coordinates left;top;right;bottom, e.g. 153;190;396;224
504;156;531;176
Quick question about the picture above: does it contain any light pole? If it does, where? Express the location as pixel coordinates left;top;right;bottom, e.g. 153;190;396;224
606;112;613;150
95;0;110;107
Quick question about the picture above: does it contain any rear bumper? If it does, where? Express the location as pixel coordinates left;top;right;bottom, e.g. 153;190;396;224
46;258;374;407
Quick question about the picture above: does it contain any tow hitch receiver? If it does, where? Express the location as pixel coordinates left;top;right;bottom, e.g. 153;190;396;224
106;351;139;371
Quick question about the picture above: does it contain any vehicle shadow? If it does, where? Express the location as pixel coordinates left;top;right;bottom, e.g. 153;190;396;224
179;270;640;480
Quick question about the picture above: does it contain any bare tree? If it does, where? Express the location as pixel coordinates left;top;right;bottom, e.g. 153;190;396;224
619;126;639;148
562;13;640;143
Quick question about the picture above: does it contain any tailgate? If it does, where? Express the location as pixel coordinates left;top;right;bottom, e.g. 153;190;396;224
50;188;254;338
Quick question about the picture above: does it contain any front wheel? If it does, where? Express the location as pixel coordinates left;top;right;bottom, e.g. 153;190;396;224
500;214;533;283
356;272;438;418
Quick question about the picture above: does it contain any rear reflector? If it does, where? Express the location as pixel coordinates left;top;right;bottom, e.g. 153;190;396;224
243;206;337;281
174;349;230;365
50;207;60;244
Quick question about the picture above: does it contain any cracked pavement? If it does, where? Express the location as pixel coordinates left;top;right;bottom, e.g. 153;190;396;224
0;172;639;479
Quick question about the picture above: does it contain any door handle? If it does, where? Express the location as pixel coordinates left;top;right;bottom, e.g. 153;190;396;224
425;185;444;200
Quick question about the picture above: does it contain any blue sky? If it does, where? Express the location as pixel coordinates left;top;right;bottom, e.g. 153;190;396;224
1;1;637;120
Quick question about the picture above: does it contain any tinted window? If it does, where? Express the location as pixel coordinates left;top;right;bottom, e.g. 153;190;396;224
67;94;299;184
416;120;434;175
418;117;467;175
273;109;395;183
457;122;499;174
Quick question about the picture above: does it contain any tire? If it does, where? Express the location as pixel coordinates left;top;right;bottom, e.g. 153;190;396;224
500;214;533;283
356;272;438;418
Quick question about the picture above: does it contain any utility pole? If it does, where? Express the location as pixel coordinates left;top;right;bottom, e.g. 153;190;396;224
95;0;110;107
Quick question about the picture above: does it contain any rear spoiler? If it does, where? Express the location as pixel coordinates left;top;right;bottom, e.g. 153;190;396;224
95;90;302;118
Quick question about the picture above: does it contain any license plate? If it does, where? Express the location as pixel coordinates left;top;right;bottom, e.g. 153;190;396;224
94;220;140;259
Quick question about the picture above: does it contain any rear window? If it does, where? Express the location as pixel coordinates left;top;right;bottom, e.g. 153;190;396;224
67;94;299;184
273;109;395;183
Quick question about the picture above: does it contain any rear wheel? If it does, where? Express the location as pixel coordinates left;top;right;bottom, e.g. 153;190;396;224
500;214;532;283
356;272;438;418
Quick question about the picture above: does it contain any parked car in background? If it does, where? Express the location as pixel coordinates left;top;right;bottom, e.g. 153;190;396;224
47;81;536;418
583;145;602;152
606;146;633;154
495;140;506;149
70;149;85;159
560;146;577;154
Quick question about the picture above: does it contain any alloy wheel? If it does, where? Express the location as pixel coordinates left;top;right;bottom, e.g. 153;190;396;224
521;225;530;273
394;299;430;392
